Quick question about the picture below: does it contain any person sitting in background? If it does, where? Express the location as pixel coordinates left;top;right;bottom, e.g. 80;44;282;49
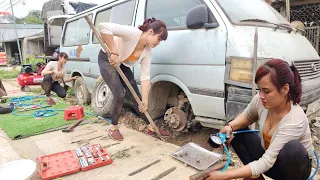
41;52;78;106
206;59;314;180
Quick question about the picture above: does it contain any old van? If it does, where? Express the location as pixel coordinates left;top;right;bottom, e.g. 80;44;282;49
60;0;320;131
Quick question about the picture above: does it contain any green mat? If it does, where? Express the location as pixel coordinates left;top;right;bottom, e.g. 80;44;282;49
0;96;92;139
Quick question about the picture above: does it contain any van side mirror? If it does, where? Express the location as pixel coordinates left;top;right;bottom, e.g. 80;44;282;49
186;4;219;29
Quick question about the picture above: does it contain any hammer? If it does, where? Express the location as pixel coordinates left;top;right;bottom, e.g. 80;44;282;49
62;119;83;133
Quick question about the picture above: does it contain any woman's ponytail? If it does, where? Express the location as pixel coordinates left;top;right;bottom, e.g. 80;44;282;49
289;64;302;104
138;18;156;32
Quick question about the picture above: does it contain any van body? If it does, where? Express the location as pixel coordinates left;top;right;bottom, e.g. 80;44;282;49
60;0;320;131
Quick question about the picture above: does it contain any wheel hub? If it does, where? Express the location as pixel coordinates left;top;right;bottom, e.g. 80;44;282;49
77;86;84;101
164;107;187;131
95;84;112;108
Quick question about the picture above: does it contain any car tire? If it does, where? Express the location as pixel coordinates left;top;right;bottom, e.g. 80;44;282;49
74;77;91;105
91;76;113;117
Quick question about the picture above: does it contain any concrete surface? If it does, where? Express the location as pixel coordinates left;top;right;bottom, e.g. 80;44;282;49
6;124;198;180
0;81;30;165
2;81;32;97
0;81;199;180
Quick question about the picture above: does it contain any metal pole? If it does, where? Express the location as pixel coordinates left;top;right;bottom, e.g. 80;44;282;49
251;26;258;130
10;0;23;65
286;0;290;22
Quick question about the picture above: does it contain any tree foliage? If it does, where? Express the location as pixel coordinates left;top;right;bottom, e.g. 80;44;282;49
0;10;43;24
22;10;43;24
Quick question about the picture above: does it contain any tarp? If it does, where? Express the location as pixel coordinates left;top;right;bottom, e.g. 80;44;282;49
41;0;97;20
69;2;97;14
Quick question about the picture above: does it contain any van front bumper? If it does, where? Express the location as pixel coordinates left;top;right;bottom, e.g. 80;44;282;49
226;76;320;121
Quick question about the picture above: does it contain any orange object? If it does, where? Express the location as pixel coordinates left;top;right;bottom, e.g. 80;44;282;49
37;144;113;180
123;53;137;62
0;52;6;65
263;132;271;149
64;106;84;121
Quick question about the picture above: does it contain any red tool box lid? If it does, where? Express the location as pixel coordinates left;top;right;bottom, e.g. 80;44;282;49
37;150;80;180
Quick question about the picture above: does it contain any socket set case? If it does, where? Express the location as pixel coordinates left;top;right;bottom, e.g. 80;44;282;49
37;144;112;180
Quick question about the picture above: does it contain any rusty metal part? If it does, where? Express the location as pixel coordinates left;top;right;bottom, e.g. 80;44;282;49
164;107;187;131
150;166;176;180
129;159;161;176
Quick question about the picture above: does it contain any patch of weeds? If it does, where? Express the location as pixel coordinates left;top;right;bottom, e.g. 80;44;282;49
30;87;43;94
0;69;20;79
67;88;75;96
111;146;136;160
112;150;131;159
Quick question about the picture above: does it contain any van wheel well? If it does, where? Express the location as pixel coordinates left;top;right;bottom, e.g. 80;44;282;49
148;81;197;131
71;72;81;87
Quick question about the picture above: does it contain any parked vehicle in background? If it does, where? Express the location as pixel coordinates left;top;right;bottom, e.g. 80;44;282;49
61;0;320;131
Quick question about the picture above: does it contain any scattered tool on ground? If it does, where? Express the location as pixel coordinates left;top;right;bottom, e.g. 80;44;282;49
62;119;84;133
84;15;164;141
189;162;227;180
150;166;177;180
129;159;161;176
71;135;103;146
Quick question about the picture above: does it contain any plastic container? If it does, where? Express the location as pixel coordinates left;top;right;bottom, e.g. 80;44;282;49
37;144;112;180
0;159;37;180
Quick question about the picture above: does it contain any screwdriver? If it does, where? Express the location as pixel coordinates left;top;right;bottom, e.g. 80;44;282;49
88;146;98;158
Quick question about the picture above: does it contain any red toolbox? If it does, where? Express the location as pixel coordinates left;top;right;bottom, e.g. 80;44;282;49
37;144;113;180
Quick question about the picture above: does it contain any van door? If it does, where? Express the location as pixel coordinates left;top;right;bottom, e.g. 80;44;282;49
62;15;92;84
134;0;228;119
88;0;137;92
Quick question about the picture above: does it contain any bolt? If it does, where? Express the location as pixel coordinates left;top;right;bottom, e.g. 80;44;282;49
196;160;200;164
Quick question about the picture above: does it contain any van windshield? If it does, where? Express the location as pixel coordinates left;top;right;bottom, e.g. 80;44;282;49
215;0;289;25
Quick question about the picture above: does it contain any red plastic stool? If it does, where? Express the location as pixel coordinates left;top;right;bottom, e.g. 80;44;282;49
64;106;84;121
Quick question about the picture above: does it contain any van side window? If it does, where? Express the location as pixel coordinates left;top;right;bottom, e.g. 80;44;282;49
93;0;136;43
63;15;92;47
146;0;203;28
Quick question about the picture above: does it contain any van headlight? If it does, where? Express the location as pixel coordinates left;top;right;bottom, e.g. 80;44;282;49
229;58;268;83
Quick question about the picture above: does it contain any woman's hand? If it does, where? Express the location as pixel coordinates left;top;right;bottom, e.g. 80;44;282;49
220;124;234;144
206;171;226;180
139;99;148;113
72;76;79;80
109;54;120;67
54;70;63;78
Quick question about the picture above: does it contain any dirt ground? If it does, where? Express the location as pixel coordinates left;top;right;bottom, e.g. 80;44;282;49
3;79;320;179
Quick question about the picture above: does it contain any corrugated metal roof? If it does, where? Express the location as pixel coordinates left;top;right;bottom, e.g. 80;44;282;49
0;23;43;29
0;24;43;43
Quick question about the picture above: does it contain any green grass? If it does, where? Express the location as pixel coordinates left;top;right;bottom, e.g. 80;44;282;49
0;96;93;139
0;69;20;79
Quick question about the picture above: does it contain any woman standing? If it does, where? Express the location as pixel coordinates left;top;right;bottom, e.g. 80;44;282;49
206;59;314;180
98;18;169;141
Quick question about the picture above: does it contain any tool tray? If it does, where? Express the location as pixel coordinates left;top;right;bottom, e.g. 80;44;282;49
172;142;222;170
37;144;112;180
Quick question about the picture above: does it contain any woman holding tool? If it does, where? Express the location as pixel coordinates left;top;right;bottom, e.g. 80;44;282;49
206;59;315;180
41;52;78;106
98;18;169;141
